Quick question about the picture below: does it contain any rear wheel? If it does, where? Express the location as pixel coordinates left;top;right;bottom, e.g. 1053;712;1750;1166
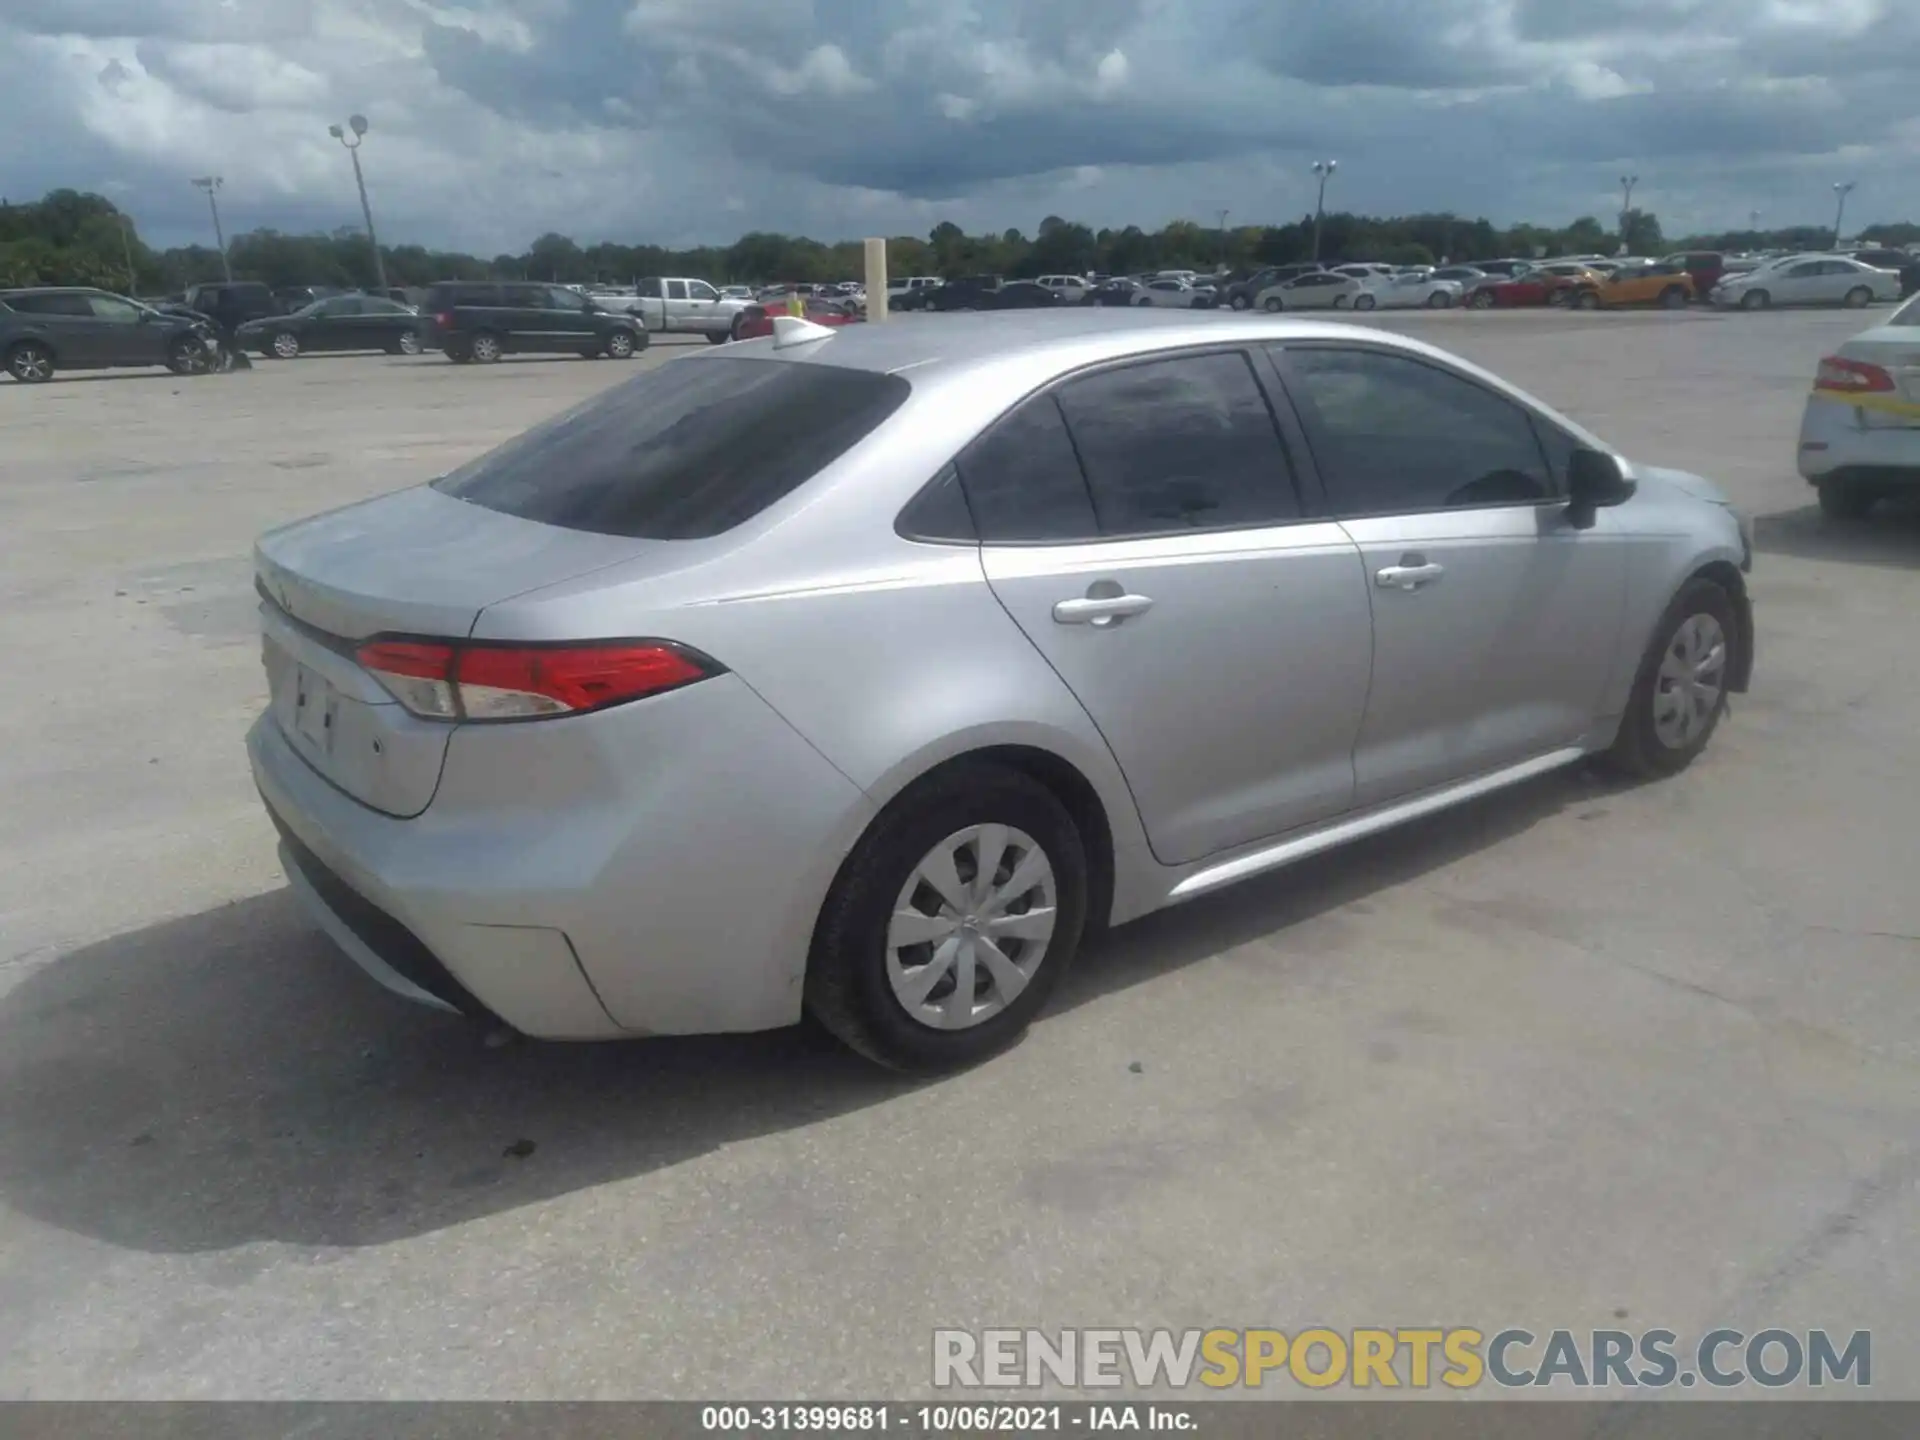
605;329;636;359
805;762;1088;1072
705;329;730;345
1230;294;1251;311
270;331;301;359
1470;288;1496;310
1740;289;1770;311
1659;286;1688;310
468;332;503;363
1262;296;1285;313
7;340;54;382
1353;293;1376;311
1603;579;1737;779
1574;289;1601;310
167;336;212;375
1427;289;1451;308
1843;286;1872;309
730;314;750;342
1817;478;1878;520
396;331;423;356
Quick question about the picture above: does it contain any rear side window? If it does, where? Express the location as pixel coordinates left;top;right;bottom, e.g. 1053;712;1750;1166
955;396;1099;542
434;357;911;540
8;292;92;316
1054;351;1303;534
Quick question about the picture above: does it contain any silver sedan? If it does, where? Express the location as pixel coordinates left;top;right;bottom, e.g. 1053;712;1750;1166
1712;254;1903;310
1795;292;1920;517
250;310;1755;1071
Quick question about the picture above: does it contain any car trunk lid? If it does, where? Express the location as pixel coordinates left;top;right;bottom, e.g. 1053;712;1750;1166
254;486;660;816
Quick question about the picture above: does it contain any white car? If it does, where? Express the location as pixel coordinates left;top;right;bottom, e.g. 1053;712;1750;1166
1333;263;1397;284
1037;274;1090;302
1351;272;1464;311
1713;254;1901;310
1255;271;1364;311
1132;277;1210;309
1795;292;1920;518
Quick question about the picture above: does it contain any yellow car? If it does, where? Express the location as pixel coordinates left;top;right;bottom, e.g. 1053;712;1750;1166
1580;261;1696;310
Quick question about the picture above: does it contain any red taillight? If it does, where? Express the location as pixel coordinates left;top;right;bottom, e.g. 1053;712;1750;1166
355;639;714;722
435;310;455;328
1814;355;1895;394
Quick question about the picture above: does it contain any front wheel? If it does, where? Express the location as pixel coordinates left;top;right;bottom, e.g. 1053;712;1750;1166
805;762;1088;1072
1603;579;1737;779
1574;289;1601;311
7;340;54;383
605;329;637;359
705;329;730;345
468;332;503;363
270;331;301;359
1427;290;1451;308
1843;286;1872;309
1352;293;1376;312
167;336;213;375
396;331;423;356
1230;294;1251;311
1262;296;1284;313
1469;289;1496;310
1659;286;1688;310
1740;289;1770;311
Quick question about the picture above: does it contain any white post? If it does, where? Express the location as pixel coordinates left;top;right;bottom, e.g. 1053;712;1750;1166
864;237;889;321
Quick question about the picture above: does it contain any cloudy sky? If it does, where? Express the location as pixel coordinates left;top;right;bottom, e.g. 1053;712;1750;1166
3;0;1917;254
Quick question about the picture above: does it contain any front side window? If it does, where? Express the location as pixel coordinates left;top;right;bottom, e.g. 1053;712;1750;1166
85;295;143;323
687;281;719;302
544;286;586;311
1279;346;1557;515
1054;351;1302;535
435;358;910;540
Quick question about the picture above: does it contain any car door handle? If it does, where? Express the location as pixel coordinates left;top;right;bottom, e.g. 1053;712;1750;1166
1053;593;1153;625
1375;561;1445;591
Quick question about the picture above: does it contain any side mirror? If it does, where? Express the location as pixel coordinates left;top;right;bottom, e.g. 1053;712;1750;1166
1566;448;1635;529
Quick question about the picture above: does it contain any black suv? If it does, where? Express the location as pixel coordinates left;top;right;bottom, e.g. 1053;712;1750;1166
1;287;218;383
925;275;1003;311
182;281;280;339
422;281;648;363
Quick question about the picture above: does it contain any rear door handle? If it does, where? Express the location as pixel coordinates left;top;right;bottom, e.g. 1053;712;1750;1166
1053;593;1154;625
1375;560;1445;591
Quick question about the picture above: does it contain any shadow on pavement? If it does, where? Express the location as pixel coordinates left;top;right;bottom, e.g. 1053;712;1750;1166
0;765;1600;1254
1754;498;1920;570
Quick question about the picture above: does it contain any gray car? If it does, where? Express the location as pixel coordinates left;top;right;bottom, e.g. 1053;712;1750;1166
2;286;220;382
249;310;1755;1071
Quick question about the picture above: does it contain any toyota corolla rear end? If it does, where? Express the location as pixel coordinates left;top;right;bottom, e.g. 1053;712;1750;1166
249;352;913;1038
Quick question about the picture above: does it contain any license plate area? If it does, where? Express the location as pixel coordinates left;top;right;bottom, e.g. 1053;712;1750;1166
294;664;338;755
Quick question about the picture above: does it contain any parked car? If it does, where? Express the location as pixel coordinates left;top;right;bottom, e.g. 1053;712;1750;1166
988;281;1070;310
1350;272;1464;310
1221;265;1317;310
926;277;1003;311
1256;271;1364;311
1333;264;1398;284
730;298;864;341
1430;265;1490;286
420;280;647;362
1795;291;1920;517
1035;274;1090;302
1843;248;1920;298
1086;277;1144;307
182;280;280;339
1572;261;1695;310
248;309;1754;1071
1133;277;1213;309
273;285;350;313
1711;255;1902;310
1661;251;1731;299
238;294;426;358
627;277;753;343
1465;265;1594;309
1472;260;1536;279
1;286;222;382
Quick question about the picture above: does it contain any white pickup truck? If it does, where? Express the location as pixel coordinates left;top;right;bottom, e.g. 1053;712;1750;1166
617;278;754;343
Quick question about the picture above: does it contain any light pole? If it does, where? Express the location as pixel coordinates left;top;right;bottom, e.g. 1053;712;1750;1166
191;176;232;281
329;114;389;293
1749;209;1761;236
117;213;137;295
1310;160;1337;263
1619;174;1638;251
1216;209;1230;269
1831;182;1856;249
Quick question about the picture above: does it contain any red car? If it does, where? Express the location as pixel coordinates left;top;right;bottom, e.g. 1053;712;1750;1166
730;298;864;341
1464;263;1602;310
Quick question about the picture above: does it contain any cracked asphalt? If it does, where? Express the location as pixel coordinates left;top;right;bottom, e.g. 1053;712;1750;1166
1;313;1916;1399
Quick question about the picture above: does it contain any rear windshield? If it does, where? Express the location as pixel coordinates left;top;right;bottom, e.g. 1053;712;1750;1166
433;356;911;539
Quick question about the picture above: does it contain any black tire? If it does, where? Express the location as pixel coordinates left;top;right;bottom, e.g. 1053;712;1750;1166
1659;286;1688;310
1230;294;1251;311
1574;289;1601;310
606;329;637;359
6;340;54;383
445;345;472;364
396;331;423;356
705;329;730;345
468;331;503;363
805;762;1089;1072
1470;289;1496;310
1843;286;1872;309
730;314;749;342
1262;296;1284;313
1602;579;1738;780
1817;478;1878;520
1740;289;1769;311
167;336;212;375
1353;294;1376;311
269;331;301;359
1427;290;1450;308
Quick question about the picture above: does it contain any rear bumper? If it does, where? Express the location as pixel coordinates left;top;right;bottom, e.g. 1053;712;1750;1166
247;670;874;1040
1797;394;1920;483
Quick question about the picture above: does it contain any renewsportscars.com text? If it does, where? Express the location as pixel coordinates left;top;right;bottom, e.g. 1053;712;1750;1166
933;1327;1871;1391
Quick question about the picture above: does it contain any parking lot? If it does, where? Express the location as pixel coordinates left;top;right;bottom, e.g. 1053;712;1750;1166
2;309;1918;1399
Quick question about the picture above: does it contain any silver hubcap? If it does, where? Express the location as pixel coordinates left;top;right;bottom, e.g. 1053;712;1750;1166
273;334;298;357
887;824;1057;1031
399;332;421;354
1653;613;1727;749
15;349;49;378
473;337;498;360
610;334;632;356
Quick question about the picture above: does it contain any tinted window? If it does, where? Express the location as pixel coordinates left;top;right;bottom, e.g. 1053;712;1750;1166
1054;352;1301;535
365;299;411;314
544;286;585;310
1280;346;1556;514
1785;262;1823;278
955;395;1098;543
7;292;91;316
897;465;976;543
502;284;547;307
431;284;500;307
434;357;911;540
87;295;142;323
666;280;689;300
